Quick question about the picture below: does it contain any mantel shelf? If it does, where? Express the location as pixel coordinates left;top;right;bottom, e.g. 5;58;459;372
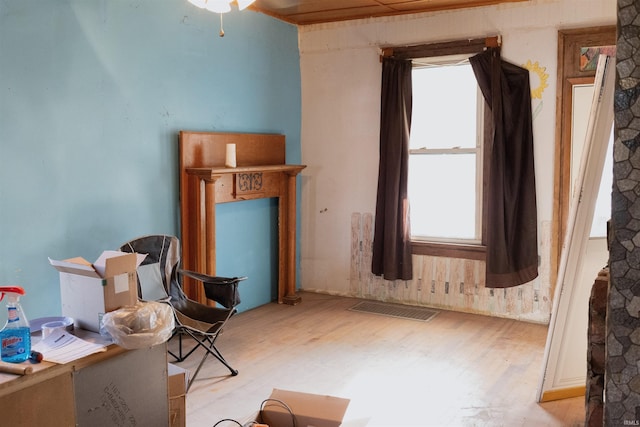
186;164;306;179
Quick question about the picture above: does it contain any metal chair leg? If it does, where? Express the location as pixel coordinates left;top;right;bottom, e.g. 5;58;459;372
184;330;238;392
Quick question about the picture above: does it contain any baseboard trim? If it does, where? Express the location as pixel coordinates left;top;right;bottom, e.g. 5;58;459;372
540;385;586;402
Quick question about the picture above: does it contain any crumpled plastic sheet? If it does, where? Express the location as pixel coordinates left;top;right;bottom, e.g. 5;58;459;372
101;300;174;349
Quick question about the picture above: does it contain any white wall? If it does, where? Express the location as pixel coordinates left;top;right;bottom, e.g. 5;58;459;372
298;0;616;322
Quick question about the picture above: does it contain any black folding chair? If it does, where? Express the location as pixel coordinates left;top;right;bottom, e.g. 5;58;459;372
120;234;247;392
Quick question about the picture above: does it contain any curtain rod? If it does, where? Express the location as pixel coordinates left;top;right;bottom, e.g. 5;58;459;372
380;36;501;61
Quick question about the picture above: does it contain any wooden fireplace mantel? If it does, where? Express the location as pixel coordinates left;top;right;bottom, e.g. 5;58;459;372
179;131;306;305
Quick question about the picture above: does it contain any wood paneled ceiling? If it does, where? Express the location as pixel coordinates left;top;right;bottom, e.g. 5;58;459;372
249;0;529;25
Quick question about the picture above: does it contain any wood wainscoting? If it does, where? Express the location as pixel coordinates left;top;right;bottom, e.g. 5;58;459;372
348;212;552;323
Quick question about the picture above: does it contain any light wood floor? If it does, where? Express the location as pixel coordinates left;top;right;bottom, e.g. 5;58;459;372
169;291;584;427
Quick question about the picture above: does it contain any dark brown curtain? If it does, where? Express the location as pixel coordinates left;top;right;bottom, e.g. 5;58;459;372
372;57;413;281
469;47;539;288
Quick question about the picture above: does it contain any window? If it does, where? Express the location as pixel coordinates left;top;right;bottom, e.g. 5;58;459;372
408;54;485;253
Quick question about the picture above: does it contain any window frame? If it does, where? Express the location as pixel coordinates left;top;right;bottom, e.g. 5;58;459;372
411;97;490;261
381;37;497;261
408;59;484;245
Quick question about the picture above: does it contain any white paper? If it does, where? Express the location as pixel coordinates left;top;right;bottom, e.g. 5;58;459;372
32;329;107;364
113;273;129;293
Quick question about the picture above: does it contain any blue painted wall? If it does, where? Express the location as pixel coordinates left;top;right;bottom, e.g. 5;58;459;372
0;0;301;322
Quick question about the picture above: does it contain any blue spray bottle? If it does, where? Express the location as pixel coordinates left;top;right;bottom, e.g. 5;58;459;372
0;286;31;363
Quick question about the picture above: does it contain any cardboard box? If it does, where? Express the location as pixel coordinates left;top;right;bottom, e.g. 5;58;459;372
258;388;350;427
168;363;188;427
49;250;145;332
74;343;168;426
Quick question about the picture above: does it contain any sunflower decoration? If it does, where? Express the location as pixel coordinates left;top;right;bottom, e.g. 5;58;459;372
523;60;549;100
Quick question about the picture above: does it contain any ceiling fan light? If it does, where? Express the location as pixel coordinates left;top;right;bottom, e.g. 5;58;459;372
205;0;232;13
237;0;256;11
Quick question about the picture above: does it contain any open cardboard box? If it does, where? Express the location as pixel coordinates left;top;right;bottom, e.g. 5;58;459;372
49;250;145;333
254;388;350;427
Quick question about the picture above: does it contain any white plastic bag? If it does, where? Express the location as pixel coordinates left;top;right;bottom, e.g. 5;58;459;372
101;301;174;349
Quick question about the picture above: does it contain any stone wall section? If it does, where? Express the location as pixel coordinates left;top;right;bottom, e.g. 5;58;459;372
607;1;640;424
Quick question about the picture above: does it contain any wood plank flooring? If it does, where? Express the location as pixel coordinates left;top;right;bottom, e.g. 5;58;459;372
170;291;584;426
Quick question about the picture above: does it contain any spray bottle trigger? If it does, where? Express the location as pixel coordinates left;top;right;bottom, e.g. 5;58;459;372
0;286;26;302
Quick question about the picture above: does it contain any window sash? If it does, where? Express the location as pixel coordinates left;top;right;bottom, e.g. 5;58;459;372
408;151;481;242
408;71;484;244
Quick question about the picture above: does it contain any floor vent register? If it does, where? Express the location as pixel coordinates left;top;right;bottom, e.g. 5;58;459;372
348;301;439;322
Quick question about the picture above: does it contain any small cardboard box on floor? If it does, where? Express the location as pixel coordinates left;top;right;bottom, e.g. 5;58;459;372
49;250;145;333
252;388;350;427
168;363;188;427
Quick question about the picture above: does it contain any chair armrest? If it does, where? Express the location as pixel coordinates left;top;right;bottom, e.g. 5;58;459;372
178;269;246;308
178;269;247;285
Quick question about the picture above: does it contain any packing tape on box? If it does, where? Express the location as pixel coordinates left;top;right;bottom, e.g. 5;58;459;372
42;317;74;339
